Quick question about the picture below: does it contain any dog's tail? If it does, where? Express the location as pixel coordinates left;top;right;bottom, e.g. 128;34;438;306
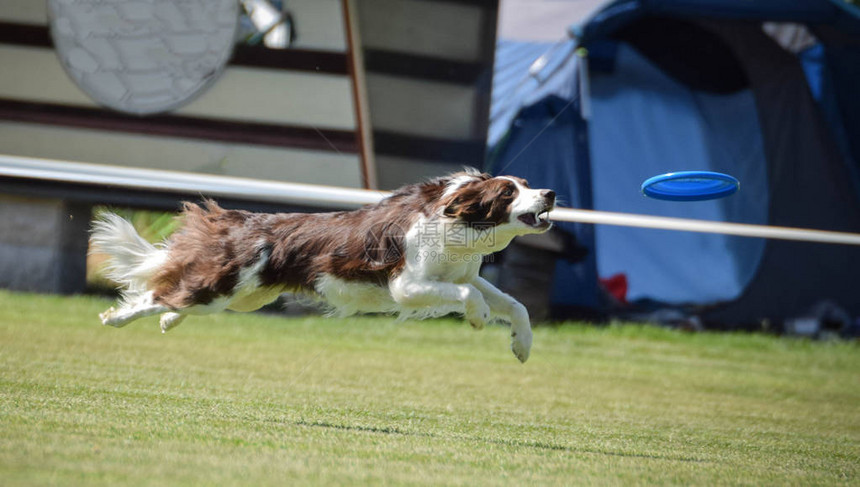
90;213;168;300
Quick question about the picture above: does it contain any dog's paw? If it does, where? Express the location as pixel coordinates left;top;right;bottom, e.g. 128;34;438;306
510;329;532;363
99;307;117;326
466;301;491;330
159;312;185;333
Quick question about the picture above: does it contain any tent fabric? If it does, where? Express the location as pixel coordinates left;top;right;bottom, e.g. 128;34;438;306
800;42;860;201
702;21;860;323
489;39;577;149
488;0;860;325
814;27;860;181
573;0;860;42
588;42;768;304
489;88;600;310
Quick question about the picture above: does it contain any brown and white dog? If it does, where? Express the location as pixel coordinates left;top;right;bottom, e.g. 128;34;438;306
91;170;556;362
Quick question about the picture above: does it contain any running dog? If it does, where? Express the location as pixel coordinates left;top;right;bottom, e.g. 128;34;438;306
91;170;556;362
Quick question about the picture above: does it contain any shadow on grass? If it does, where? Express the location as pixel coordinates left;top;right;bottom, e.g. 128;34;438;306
294;420;707;464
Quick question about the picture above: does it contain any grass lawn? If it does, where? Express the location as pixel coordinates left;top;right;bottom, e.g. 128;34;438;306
1;290;858;486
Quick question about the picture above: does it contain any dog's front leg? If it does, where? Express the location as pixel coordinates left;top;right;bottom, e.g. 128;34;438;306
471;277;532;363
390;275;491;329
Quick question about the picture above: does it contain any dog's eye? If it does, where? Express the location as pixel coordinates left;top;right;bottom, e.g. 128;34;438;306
503;188;514;197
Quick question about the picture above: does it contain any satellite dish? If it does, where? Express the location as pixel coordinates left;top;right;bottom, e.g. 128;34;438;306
48;0;239;115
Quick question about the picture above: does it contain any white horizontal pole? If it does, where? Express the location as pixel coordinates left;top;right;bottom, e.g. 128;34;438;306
2;153;860;246
550;207;860;246
0;154;385;209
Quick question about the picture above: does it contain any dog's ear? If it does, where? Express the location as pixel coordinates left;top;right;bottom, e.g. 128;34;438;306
443;192;489;223
443;196;463;219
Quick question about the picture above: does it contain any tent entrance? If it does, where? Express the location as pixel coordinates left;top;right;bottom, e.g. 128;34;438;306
588;22;769;305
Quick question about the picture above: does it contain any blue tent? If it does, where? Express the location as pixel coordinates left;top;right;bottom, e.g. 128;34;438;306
488;0;860;326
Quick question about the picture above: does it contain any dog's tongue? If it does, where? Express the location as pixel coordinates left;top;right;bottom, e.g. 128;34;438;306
518;213;537;226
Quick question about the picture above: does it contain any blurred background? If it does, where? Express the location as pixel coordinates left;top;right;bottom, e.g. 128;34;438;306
1;0;859;336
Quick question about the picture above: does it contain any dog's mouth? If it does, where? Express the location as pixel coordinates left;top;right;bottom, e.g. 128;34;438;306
517;206;553;229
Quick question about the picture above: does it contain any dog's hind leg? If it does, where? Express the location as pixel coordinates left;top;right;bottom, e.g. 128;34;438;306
159;312;186;333
100;292;169;328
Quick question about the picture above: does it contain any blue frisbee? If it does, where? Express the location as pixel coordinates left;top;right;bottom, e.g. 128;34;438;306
641;171;739;201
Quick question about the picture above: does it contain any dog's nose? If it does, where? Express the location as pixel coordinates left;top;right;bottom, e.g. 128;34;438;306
541;190;556;203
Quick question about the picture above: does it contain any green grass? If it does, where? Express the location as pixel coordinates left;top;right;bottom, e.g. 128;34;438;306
1;290;858;486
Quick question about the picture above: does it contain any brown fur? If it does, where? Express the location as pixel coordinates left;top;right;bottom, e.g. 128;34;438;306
149;172;528;309
442;177;526;225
